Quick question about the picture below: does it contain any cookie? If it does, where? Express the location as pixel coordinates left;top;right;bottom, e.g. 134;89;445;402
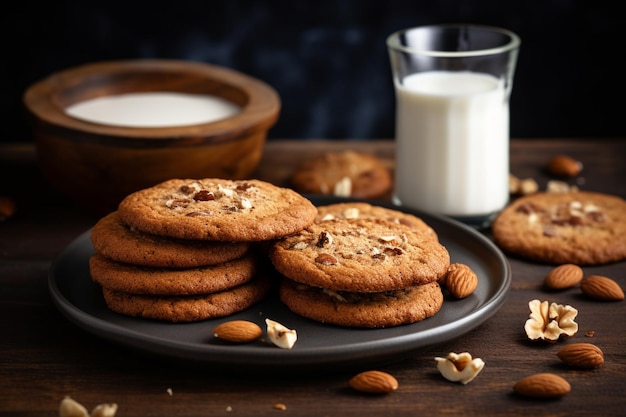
89;252;258;295
492;191;626;265
117;178;317;241
290;150;392;198
279;278;444;328
101;275;271;323
270;217;450;292
316;202;438;241
91;211;250;268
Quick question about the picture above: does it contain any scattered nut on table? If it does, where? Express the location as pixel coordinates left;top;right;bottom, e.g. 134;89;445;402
349;370;399;394
513;373;571;399
265;318;297;349
544;264;583;290
580;275;625;301
557;342;604;369
524;299;578;342
434;352;485;384
0;195;16;221
59;397;118;417
547;154;583;177
509;174;538;196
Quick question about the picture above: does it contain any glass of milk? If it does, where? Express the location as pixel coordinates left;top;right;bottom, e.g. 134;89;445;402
387;24;520;228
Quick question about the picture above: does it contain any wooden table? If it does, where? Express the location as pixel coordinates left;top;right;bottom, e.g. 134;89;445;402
1;138;625;416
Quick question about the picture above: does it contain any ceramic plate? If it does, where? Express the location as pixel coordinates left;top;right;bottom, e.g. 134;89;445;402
49;197;511;373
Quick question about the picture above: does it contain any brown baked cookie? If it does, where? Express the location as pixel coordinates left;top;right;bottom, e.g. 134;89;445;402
91;211;250;268
280;278;444;328
492;191;626;265
290;150;392;198
316;202;438;241
90;252;258;295
117;178;317;241
101;275;271;323
269;217;450;293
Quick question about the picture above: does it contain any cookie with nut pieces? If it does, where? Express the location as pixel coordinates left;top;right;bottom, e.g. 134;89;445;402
315;202;438;241
117;178;318;242
89;252;258;295
290;150;392;198
270;217;450;293
101;274;271;323
279;278;443;328
492;191;626;265
91;211;250;268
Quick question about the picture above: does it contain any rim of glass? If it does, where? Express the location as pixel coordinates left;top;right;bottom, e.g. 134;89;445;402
387;24;520;57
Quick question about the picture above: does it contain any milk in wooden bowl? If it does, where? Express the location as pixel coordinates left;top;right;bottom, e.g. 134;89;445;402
23;59;280;214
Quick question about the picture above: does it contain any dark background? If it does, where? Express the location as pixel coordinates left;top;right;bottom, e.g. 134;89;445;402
3;0;623;142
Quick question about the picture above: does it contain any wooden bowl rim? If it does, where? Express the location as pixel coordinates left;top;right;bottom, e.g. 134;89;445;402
23;59;280;142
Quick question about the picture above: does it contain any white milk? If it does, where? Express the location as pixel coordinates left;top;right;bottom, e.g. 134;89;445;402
394;71;509;217
65;92;241;128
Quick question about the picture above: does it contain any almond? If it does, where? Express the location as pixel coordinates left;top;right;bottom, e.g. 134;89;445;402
580;275;624;301
444;263;478;299
315;253;338;266
212;320;262;343
547;154;583;177
544;264;583;290
349;370;398;394
513;373;571;398
557;343;604;369
0;195;16;221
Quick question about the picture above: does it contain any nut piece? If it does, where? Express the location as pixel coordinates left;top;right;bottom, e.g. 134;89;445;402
544;264;584;290
547;155;583;177
557;343;604;369
580;275;625;301
213;320;263;343
513;373;571;398
91;403;118;417
546;180;578;193
265;318;297;349
349;370;399;394
59;397;89;417
0;195;16;221
435;352;485;384
524;299;578;342
444;263;478;299
509;175;538;196
315;253;338;266
333;176;352;197
509;174;521;194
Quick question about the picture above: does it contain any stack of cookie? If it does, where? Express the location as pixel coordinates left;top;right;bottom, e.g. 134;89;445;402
89;178;318;322
269;202;451;328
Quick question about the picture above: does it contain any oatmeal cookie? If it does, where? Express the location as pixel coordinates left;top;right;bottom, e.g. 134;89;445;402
492;191;626;265
117;178;317;241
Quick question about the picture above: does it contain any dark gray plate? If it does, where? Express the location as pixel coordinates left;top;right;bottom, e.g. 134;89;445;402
49;197;511;373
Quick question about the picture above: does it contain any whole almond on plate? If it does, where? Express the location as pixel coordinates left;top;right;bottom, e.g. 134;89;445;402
544;264;583;290
580;275;624;301
513;373;571;398
444;263;478;299
349;370;398;394
557;343;604;368
213;320;262;343
547;155;583;177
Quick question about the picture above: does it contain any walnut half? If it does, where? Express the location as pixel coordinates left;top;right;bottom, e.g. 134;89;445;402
524;299;579;342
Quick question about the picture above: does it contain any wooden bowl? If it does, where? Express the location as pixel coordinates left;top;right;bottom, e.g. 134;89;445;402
23;59;280;214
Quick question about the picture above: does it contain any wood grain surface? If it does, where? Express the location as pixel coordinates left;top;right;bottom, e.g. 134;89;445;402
1;138;624;416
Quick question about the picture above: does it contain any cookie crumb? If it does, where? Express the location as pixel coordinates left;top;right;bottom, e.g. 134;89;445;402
274;403;287;411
